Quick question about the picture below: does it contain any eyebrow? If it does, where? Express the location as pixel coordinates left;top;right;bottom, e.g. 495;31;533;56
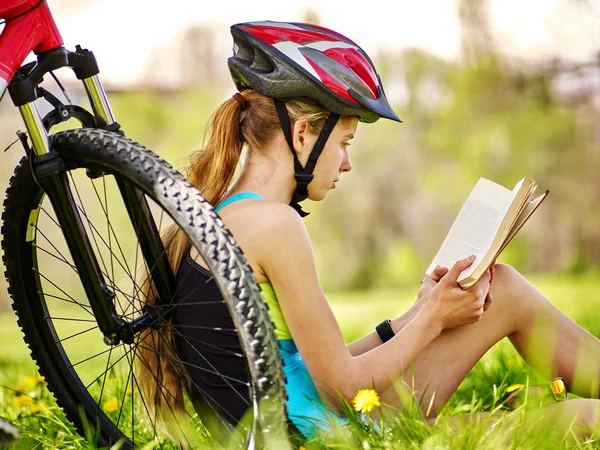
344;133;354;139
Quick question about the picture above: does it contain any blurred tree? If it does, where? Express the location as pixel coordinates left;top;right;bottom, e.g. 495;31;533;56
457;0;495;62
299;8;322;25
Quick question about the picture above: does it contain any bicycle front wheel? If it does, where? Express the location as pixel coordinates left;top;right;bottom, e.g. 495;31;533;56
2;129;288;449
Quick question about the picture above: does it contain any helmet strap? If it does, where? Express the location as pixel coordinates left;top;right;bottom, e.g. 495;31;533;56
274;99;340;217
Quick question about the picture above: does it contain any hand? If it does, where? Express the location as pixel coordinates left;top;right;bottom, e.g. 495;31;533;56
415;265;449;308
420;255;492;331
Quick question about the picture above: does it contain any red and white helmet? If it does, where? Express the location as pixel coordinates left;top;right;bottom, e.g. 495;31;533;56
228;21;401;123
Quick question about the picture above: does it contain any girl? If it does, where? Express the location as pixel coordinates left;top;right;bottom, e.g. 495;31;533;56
141;20;600;443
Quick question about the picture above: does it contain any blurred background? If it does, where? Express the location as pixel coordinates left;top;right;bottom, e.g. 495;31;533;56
1;0;600;303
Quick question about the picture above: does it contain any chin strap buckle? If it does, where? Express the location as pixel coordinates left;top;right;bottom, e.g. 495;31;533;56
294;173;314;186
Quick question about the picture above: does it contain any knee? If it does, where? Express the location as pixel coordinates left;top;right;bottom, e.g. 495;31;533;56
491;263;520;285
489;263;519;300
489;263;535;318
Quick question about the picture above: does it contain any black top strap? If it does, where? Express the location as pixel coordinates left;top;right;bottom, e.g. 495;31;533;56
303;112;340;175
274;99;304;174
273;99;340;217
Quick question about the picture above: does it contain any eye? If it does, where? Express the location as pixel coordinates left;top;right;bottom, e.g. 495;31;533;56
342;141;351;150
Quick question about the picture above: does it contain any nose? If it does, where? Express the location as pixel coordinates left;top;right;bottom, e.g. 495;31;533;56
341;154;352;173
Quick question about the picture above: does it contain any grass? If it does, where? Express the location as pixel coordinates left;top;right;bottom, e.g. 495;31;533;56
0;272;599;449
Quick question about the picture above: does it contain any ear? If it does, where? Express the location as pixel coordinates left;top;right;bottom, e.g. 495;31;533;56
291;119;312;157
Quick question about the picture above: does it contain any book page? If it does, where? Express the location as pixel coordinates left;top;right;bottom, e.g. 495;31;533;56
426;178;515;275
496;191;549;257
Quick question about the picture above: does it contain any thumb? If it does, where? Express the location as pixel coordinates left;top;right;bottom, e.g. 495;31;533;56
443;255;476;284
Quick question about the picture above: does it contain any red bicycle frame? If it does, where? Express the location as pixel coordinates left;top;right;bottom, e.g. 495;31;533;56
0;0;62;96
0;0;115;157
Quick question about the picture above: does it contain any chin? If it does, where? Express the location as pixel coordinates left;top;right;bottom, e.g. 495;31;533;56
308;189;329;202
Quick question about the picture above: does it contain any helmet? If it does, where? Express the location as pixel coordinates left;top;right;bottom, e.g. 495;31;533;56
228;21;401;123
227;21;401;216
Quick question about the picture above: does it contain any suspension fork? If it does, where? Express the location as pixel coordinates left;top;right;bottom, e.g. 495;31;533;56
11;47;176;345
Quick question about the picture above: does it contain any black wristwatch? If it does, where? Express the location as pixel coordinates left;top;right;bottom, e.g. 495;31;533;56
376;318;395;343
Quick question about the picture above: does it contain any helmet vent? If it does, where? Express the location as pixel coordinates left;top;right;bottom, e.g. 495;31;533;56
251;48;275;73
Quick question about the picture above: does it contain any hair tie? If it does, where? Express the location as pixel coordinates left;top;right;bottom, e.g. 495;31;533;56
232;92;247;110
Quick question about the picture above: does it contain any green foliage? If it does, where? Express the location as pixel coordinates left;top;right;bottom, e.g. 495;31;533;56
110;88;223;170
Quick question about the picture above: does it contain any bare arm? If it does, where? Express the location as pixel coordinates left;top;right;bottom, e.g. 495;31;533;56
346;266;450;356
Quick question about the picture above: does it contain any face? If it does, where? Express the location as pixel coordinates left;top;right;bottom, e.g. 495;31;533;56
303;117;358;201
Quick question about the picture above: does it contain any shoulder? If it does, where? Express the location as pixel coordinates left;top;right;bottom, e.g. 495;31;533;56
231;200;308;240
221;200;314;279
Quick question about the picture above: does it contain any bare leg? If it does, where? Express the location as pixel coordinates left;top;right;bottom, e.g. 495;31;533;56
381;264;600;415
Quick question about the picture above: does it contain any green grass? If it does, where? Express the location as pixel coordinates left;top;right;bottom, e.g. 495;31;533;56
0;273;599;449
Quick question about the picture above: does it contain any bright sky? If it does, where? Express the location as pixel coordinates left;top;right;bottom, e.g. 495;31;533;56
50;0;600;86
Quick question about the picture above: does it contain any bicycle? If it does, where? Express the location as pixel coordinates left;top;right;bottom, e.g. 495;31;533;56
0;1;288;448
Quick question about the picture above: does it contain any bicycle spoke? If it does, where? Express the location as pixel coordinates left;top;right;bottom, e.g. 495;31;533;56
35;238;139;315
131;343;136;447
40;292;93;316
68;346;114;369
68;174;143;317
131;343;190;441
83;346;135;389
45;316;97;323
38;201;139;317
136;334;236;436
114;343;134;437
56;325;98;344
95;346;114;419
136;338;248;389
151;265;217;320
168;325;244;359
33;237;77;273
67;172;114;309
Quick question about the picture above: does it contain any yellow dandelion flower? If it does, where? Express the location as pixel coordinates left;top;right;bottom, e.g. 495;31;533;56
103;398;118;412
14;384;29;395
14;375;44;394
299;446;306;450
23;376;39;389
13;395;34;408
505;383;524;393
30;404;45;414
352;389;381;413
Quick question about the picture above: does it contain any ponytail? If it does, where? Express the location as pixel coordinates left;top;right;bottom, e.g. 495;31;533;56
187;95;246;205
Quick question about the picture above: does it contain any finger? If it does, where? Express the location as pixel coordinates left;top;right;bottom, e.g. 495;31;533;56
431;265;449;282
476;270;491;286
483;291;493;311
443;255;476;285
484;268;494;310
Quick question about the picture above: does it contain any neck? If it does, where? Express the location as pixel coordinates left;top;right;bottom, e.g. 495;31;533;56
230;138;296;204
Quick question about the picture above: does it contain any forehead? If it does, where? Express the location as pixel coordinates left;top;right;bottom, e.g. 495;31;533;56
335;116;359;136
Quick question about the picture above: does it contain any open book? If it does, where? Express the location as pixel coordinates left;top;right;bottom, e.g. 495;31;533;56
425;177;549;289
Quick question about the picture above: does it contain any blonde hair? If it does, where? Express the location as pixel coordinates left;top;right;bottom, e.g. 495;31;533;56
134;89;343;440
